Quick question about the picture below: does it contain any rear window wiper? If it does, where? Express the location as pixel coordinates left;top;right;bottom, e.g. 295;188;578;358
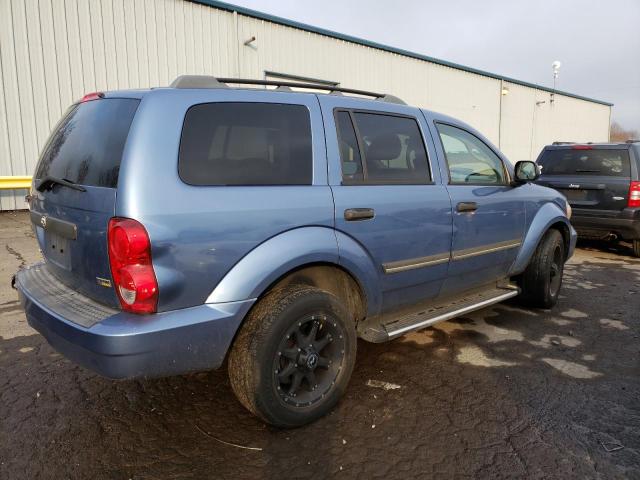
36;176;86;192
574;169;600;173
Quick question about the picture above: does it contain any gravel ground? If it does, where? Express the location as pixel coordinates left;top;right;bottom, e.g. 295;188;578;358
0;211;639;479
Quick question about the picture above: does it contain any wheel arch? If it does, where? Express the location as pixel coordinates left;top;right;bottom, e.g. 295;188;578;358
205;226;380;318
548;221;571;260
509;202;573;276
259;262;368;326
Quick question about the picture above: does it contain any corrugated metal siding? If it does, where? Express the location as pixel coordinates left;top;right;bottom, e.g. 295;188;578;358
0;0;611;210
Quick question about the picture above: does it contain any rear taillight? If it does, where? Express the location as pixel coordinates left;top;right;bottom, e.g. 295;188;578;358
571;145;593;150
629;181;640;208
107;218;158;314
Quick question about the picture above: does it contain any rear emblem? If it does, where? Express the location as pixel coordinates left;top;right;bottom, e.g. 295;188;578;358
96;277;112;288
40;215;47;228
568;184;580;189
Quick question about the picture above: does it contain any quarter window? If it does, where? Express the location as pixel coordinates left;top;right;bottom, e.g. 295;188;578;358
335;110;431;184
335;111;363;182
436;123;507;185
179;103;312;185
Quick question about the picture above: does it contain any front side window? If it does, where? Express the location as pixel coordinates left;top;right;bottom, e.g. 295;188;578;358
436;123;507;185
179;102;312;185
335;110;431;184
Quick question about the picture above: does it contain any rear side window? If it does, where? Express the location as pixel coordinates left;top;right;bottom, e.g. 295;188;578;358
538;149;631;177
335;110;431;184
179;103;312;185
35;98;140;188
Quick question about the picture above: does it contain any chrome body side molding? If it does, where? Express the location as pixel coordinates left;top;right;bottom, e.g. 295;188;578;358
382;252;450;274
382;239;522;274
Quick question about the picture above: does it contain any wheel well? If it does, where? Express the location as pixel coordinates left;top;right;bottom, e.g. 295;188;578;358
549;221;570;260
264;263;367;325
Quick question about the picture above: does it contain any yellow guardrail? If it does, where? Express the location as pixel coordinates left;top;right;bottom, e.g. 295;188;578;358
0;176;32;190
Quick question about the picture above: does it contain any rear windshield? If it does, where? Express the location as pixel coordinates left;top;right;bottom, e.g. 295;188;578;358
179;102;312;185
538;148;631;177
35;98;140;188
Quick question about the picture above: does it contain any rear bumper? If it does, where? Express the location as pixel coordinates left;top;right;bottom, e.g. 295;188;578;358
15;263;255;379
572;208;640;240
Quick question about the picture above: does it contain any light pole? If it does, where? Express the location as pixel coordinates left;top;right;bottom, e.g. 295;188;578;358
551;60;561;104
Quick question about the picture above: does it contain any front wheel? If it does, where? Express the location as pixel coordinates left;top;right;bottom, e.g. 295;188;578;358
228;285;356;427
518;229;565;309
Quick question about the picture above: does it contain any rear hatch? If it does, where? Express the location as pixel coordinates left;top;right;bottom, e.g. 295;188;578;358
29;96;140;307
536;146;632;213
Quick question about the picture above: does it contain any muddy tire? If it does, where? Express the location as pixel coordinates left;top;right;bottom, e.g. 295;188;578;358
633;240;640;258
518;229;565;309
228;285;356;428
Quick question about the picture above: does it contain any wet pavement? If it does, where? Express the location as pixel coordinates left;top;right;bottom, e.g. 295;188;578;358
1;211;639;479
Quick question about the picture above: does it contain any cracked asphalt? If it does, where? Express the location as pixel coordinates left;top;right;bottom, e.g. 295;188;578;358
0;211;639;479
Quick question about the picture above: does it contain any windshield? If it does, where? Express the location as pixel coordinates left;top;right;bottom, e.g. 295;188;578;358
35;98;140;188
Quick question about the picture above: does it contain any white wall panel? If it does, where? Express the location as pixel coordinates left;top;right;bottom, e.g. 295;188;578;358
0;0;612;210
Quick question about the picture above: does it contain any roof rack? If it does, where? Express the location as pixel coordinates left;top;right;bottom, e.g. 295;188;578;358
169;75;406;105
552;140;639;146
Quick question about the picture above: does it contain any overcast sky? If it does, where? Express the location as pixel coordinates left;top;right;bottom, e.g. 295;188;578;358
230;0;640;132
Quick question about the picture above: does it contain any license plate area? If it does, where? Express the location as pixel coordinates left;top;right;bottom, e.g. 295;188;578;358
560;189;589;202
44;232;71;269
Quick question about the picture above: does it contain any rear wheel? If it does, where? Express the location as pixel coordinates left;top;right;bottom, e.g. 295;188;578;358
518;229;565;309
228;285;356;427
633;239;640;258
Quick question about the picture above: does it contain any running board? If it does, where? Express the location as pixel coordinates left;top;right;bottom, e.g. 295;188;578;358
360;285;519;343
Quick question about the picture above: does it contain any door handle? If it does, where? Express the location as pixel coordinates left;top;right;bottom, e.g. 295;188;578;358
344;208;375;221
456;202;478;213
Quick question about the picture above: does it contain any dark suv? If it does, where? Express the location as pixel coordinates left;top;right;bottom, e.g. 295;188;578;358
536;141;640;257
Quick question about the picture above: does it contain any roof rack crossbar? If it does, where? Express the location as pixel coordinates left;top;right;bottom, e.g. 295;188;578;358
170;76;406;104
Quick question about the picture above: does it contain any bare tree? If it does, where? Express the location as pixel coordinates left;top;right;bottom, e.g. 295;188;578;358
610;121;640;142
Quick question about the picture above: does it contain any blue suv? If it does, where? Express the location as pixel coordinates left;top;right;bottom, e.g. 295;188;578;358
15;76;576;427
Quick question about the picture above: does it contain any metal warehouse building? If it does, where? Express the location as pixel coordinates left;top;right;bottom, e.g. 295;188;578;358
0;0;612;210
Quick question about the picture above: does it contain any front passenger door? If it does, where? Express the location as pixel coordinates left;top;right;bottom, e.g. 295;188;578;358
434;122;525;294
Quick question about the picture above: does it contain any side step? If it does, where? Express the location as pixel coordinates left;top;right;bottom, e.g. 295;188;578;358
360;285;519;343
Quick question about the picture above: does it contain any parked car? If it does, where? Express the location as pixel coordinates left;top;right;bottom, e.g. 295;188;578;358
14;76;576;427
536;141;640;257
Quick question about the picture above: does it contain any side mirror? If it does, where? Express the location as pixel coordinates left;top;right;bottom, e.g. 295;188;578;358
514;160;540;184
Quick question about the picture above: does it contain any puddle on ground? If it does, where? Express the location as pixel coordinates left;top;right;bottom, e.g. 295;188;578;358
399;330;435;345
560;309;588;319
529;334;581;349
541;358;602;379
549;318;574;326
456;345;516;367
599;318;629;330
435;317;524;343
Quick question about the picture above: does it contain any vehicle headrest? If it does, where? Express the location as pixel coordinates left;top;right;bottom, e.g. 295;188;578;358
366;133;401;162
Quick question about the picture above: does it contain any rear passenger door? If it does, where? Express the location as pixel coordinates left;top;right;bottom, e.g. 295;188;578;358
318;96;453;313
